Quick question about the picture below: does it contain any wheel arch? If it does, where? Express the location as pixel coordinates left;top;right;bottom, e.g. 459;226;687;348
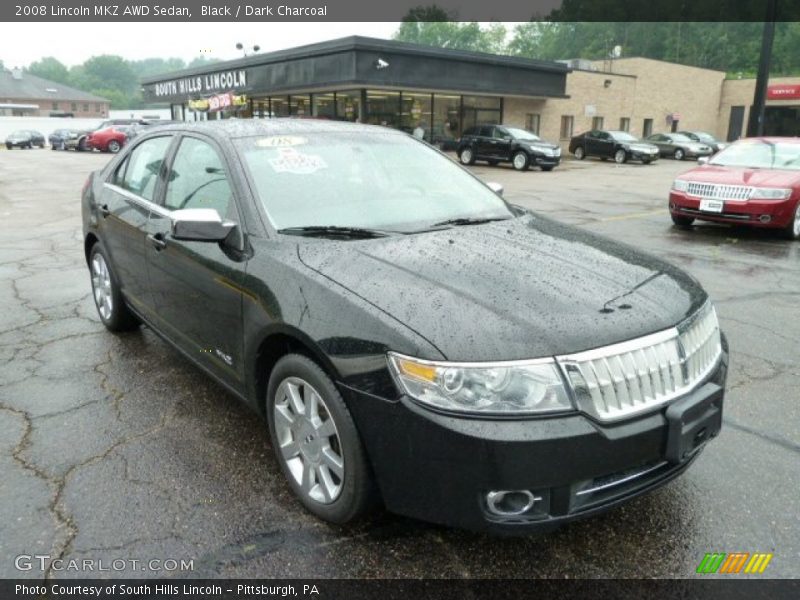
84;232;99;265
250;324;342;419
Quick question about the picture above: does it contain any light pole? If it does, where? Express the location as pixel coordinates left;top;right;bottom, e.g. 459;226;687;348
747;0;778;137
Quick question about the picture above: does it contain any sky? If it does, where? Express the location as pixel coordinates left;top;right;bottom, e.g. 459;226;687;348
0;22;403;68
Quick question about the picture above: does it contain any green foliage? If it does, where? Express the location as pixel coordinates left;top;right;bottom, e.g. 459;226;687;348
28;57;70;84
394;11;507;54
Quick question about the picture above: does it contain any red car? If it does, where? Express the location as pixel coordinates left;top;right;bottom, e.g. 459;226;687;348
86;126;129;153
669;137;800;240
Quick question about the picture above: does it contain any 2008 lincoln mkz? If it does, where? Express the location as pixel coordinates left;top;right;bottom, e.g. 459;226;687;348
82;120;728;533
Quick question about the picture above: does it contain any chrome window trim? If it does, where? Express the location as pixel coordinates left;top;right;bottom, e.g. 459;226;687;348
103;182;172;218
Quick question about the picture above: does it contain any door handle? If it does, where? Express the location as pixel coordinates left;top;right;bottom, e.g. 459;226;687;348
98;204;110;218
147;232;167;251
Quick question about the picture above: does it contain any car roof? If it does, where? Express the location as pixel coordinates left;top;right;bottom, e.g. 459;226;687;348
141;118;404;140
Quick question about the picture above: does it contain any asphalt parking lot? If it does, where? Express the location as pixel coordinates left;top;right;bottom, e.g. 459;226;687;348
1;148;798;579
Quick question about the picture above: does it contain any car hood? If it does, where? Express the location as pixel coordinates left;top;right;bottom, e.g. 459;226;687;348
629;142;659;151
297;215;706;361
680;164;800;187
523;141;560;152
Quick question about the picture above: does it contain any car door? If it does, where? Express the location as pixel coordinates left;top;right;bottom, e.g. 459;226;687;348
648;134;669;155
474;126;495;158
584;130;602;157
491;127;514;160
98;135;174;320
144;133;248;388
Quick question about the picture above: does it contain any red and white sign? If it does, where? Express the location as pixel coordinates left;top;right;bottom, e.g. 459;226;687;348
767;84;800;100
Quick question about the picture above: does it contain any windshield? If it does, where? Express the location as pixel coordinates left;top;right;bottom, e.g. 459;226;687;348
237;132;513;232
709;139;800;170
504;127;541;142
609;131;638;142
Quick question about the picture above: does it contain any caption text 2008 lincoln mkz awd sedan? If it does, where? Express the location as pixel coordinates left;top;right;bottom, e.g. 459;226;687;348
82;120;728;533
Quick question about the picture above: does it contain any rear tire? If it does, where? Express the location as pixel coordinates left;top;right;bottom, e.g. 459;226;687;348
574;146;585;160
671;214;695;229
458;147;475;165
266;354;377;524
88;242;140;332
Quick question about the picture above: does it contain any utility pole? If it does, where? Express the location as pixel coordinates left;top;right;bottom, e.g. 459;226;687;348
747;0;778;137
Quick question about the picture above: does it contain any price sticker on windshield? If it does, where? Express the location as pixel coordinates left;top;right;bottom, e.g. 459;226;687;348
699;198;724;213
256;136;307;148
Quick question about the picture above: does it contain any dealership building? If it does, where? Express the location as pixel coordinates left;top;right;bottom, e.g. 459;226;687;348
141;36;800;149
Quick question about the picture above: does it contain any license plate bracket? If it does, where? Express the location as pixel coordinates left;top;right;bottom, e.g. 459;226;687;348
665;382;723;464
699;198;724;213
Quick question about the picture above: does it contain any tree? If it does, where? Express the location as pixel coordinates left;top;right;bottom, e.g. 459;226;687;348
28;57;70;84
394;17;507;53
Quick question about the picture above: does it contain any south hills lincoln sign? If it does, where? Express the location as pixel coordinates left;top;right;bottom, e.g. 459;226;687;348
151;70;249;99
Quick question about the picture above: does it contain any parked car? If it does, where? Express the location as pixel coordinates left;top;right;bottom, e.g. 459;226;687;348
124;120;182;142
646;133;714;160
669;137;800;240
5;130;45;149
76;119;144;152
48;129;82;151
458;125;561;171
677;131;727;154
86;126;130;153
83;120;727;533
569;130;659;164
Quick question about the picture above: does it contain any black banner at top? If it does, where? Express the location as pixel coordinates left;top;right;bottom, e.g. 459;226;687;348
3;0;800;22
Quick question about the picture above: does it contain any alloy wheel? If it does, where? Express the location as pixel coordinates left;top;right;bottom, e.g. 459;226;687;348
273;377;345;504
674;148;685;160
460;148;473;164
513;152;528;170
91;253;113;320
574;147;585;160
614;149;626;164
793;203;800;238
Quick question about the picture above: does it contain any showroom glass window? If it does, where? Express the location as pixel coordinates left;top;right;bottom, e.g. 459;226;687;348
432;94;461;144
462;96;501;132
313;93;336;118
289;95;311;117
164;137;233;219
118;136;172;202
270;96;290;117
401;92;432;137
366;90;401;128
335;90;360;122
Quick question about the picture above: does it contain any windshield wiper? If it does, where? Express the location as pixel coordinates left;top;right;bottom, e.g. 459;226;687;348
429;216;512;228
276;225;396;238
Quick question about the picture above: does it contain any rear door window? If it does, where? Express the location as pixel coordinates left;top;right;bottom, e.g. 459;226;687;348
120;136;172;202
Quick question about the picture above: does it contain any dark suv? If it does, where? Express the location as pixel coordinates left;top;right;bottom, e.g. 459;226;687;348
458;125;562;171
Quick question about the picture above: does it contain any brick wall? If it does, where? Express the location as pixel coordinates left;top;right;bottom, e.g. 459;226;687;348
1;97;109;118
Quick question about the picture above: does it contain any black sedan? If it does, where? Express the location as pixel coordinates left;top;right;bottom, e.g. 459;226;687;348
48;128;82;150
5;129;45;149
82;120;727;534
569;130;660;164
458;125;561;171
646;133;714;160
678;130;727;154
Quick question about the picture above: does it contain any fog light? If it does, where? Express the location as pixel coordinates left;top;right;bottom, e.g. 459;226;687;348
759;214;772;223
669;202;676;210
485;490;540;516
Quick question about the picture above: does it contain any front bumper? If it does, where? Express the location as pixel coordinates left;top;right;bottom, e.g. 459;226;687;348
341;346;728;534
631;150;659;162
532;154;561;167
670;191;797;228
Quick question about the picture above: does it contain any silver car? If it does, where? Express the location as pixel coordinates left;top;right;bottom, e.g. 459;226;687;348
646;133;713;160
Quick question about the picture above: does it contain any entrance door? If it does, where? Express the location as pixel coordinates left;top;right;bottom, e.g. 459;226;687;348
727;106;745;141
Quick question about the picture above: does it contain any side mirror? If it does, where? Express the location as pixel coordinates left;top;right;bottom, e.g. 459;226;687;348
697;156;710;165
487;181;504;197
171;208;236;242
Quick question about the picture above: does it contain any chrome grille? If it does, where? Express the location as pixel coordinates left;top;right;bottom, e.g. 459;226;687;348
686;182;752;200
558;302;722;422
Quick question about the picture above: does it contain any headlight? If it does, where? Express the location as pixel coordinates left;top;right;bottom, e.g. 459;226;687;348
751;187;792;200
672;179;689;192
387;353;573;415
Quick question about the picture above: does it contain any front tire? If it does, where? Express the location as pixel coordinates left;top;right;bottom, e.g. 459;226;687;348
512;151;530;171
267;354;376;524
458;147;475;165
614;149;627;164
782;202;800;240
573;146;585;160
88;242;140;332
671;214;695;229
674;148;685;161
107;140;121;153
